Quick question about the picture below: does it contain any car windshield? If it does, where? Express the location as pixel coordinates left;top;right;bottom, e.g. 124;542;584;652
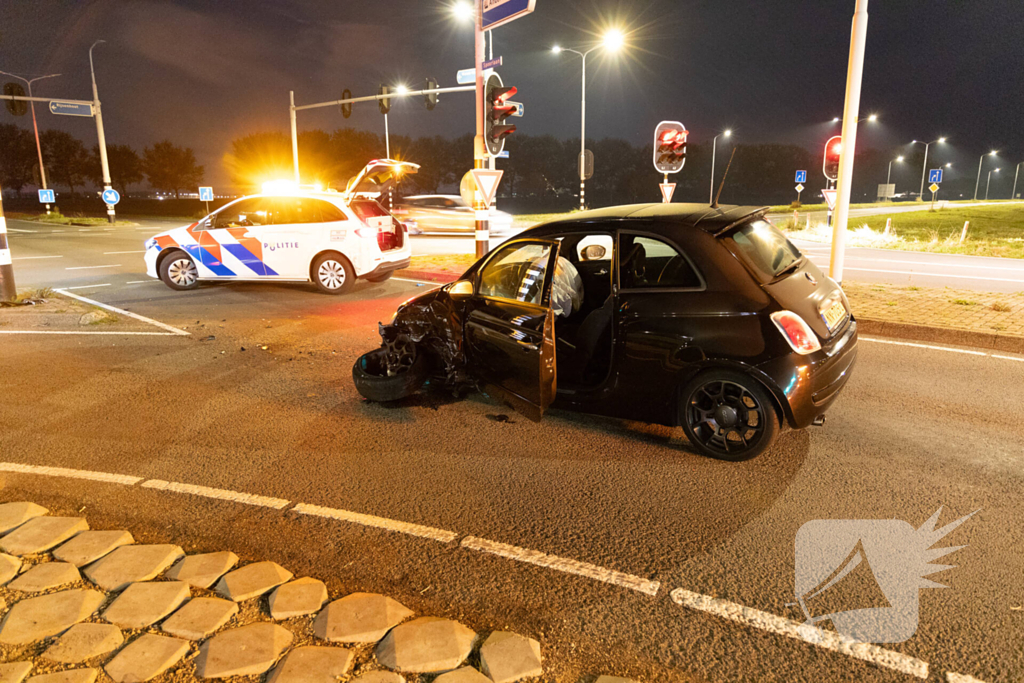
726;219;803;282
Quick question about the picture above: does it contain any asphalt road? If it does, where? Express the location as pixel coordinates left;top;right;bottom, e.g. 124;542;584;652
2;220;1023;682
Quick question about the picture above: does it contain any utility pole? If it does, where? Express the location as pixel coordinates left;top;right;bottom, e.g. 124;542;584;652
0;183;15;301
0;70;60;215
89;41;115;224
829;0;869;284
1013;162;1022;200
290;91;300;183
473;1;489;259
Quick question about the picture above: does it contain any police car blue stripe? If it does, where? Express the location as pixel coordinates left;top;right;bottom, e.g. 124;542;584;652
222;243;273;276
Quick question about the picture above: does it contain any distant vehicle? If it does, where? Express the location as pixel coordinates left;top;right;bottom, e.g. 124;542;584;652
144;162;414;294
392;195;514;236
353;203;858;460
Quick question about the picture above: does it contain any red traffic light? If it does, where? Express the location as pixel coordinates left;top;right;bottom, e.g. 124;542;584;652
653;121;688;174
823;135;842;182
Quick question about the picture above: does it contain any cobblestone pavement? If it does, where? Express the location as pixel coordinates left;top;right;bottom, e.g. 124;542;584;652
0;502;635;683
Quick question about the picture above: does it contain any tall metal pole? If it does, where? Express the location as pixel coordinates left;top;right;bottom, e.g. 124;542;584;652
886;160;892;188
986;171;993;201
0;182;15;301
473;0;489;259
710;134;719;205
1013;162;1021;200
974;154;985;201
89;41;115;224
829;0;869;283
917;142;930;202
384;113;391;158
290;91;300;183
579;52;587;212
0;72;61;215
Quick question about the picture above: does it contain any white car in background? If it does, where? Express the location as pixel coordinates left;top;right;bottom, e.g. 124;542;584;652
392;195;515;236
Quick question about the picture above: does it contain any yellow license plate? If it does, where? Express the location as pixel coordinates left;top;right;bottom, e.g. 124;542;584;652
823;300;847;330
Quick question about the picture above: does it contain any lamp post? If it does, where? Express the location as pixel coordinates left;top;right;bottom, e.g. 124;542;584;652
885;155;903;201
974;151;997;201
1011;162;1021;200
552;29;625;212
910;137;946;202
0;70;61;215
709;130;732;204
985;168;1000;201
89;40;116;224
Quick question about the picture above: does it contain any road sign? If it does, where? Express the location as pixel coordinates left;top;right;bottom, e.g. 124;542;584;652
482;0;537;30
878;183;895;200
471;169;504;206
822;189;838;211
38;189;55;204
496;150;510;159
457;69;475;85
660;183;676;204
507;101;524;118
482;56;503;70
101;189;120;205
795;170;807;184
930;182;940;194
929;169;943;184
49;101;94;117
795;184;805;193
199;187;214;202
579;150;594;181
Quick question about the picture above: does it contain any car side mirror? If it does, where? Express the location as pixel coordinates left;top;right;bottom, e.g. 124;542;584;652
448;280;474;298
581;244;606;261
201;218;213;230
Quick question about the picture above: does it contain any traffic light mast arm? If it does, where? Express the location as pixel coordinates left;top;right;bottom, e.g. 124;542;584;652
291;85;475;112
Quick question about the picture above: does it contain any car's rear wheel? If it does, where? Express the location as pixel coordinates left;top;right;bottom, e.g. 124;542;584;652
365;271;394;283
159;251;199;291
680;370;779;461
352;345;429;402
312;253;354;294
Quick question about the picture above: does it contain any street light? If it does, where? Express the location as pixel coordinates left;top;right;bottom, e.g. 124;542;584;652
884;155;904;201
1012;162;1023;201
710;129;732;204
89;40;116;224
451;2;474;22
910;137;947;202
551;29;627;211
974;150;998;201
0;69;60;214
986;168;1000;201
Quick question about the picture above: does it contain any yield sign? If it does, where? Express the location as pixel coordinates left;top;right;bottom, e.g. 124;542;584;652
660;183;676;203
822;189;838;211
471;169;504;206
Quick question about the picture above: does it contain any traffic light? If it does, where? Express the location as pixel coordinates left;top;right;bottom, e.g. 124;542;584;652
653;121;688;174
823;135;842;182
3;83;27;117
484;74;517;157
424;78;438;111
378;84;391;115
340;89;352;119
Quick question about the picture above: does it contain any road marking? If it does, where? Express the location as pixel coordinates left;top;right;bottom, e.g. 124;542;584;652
65;264;122;270
806;263;1024;284
947;673;988;683
0;330;181;336
808;256;1024;274
12;255;62;260
461;535;661;597
292;503;459;544
861;336;1024;362
669;588;929;678
0;462;142;486
126;280;160;284
141;479;290;510
64;284;112;290
6;227;34;233
55;288;190;336
992;354;1024;363
104;250;146;255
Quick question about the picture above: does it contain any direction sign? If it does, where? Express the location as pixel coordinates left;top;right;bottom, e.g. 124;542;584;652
929;169;943;184
795;184;805;194
199;187;214;202
482;56;503;71
470;169;504;207
795;170;807;184
507;101;524;118
101;189;120;205
822;188;838;211
49;101;93;117
496;150;510;159
660;183;676;204
482;0;537;30
930;183;941;194
38;189;55;204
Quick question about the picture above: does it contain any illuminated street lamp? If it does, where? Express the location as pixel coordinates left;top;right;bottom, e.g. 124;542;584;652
0;69;60;214
551;29;627;210
986;168;1000;201
451;2;474;22
910;137;946;201
710;129;732;204
885;155;904;201
974;150;998;200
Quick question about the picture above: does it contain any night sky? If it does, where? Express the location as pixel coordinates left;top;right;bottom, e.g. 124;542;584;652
2;0;1023;190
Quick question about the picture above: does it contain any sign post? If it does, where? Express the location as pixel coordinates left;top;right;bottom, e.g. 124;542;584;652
199;186;214;215
795;183;805;203
0;182;15;302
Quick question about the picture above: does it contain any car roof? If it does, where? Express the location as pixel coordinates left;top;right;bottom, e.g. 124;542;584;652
529;203;770;234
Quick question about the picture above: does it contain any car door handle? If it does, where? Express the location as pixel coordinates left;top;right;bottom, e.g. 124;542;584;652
516;340;539;351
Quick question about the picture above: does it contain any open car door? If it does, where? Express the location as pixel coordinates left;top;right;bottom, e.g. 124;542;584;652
345;159;420;199
464;239;560;422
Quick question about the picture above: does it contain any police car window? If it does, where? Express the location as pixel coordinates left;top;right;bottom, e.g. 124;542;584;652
316;200;347;223
479;243;553;306
350;200;391;221
273;198;320;225
216;198;271;228
620;234;701;289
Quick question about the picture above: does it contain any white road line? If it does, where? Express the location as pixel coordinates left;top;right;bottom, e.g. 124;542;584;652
126;280;160;284
0;330;178;336
807;264;1024;284
104;250;146;255
13;255;63;260
947;672;988;683
849;258;1024;273
65;264;122;270
64;284;112;290
141;479;290;510
55;289;190;336
670;588;929;679
6;228;34;233
992;354;1024;363
861;336;1024;362
292;503;459;544
462;535;661;597
0;462;142;486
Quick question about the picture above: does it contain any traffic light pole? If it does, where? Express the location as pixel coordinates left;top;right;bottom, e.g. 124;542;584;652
0;71;60;216
473;2;489;259
0;183;16;302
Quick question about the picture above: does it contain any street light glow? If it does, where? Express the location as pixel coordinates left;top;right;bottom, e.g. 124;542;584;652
938;137;947;143
990;150;998;156
724;129;732;138
832;117;841;123
945;163;952;168
897;156;904;162
867;114;878;122
451;2;474;21
394;85;409;95
551;45;562;54
603;29;625;52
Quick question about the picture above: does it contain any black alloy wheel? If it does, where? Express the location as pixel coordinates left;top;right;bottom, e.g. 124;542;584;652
681;371;779;461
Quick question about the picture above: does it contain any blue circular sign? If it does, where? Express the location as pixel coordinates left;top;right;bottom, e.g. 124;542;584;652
102;189;121;205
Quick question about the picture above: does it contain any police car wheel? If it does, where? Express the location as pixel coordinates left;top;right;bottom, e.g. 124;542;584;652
159;251;199;291
366;271;394;283
312;254;354;294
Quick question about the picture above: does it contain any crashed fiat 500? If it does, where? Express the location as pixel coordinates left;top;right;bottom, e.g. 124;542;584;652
353;203;858;460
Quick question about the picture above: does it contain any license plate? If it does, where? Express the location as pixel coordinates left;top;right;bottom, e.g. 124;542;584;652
822;300;847;330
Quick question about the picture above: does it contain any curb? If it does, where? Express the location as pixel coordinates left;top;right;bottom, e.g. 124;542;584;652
398;269;460;284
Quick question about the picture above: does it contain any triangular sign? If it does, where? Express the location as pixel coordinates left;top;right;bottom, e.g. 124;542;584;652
822;188;838;211
471;169;504;206
660;183;676;203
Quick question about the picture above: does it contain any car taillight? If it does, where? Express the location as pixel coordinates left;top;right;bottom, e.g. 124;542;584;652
771;310;821;355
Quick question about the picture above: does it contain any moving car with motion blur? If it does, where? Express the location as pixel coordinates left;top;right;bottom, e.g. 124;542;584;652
145;161;417;294
352;203;858;460
392;195;515;236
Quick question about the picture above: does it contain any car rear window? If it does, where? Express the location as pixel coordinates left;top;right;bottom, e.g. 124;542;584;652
726;220;803;282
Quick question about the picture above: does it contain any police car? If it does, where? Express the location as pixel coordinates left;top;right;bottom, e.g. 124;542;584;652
144;161;416;294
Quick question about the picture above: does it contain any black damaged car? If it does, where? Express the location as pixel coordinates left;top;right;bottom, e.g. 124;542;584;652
353;203;858;460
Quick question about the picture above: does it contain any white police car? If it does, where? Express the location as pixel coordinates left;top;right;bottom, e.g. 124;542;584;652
144;162;416;295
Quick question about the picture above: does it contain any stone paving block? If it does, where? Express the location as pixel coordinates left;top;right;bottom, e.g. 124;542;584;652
375;617;476;674
102;581;190;629
0;662;33;683
25;670;96;683
269;577;327;620
9;562;80;592
0;503;48;535
196;623;294;678
105;634;189;683
54;530;134;567
0;517;88;556
0;554;21;585
594;677;638;683
480;631;543;683
0;589;105;645
313;593;414;643
165;551;238;589
433;667;491;683
41;623;124;664
350;673;405;683
214;561;292;602
161;597;238;641
83;544;184;592
265;646;354;683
